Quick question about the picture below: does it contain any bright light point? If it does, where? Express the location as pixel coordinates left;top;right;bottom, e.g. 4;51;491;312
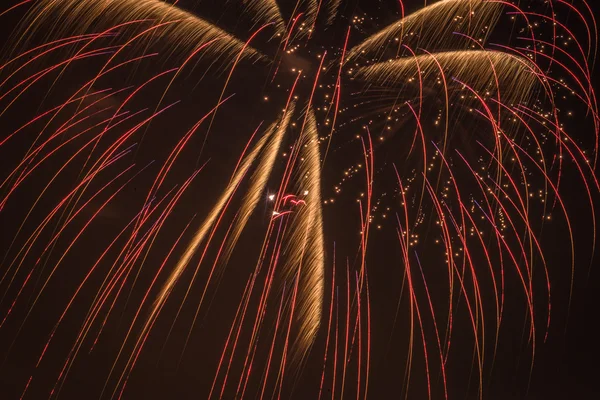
303;190;309;196
268;194;275;201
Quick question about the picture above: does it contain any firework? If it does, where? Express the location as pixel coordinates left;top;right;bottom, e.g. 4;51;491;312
0;1;597;399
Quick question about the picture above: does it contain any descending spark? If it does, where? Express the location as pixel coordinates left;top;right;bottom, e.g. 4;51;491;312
224;102;296;263
347;0;504;62
356;51;538;106
0;0;597;398
274;106;326;369
243;0;286;34
327;0;342;26
19;0;264;64
145;109;293;347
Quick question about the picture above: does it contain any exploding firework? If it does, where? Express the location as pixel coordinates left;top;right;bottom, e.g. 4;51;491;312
0;1;597;399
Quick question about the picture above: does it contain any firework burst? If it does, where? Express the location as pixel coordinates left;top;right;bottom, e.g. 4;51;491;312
0;1;597;399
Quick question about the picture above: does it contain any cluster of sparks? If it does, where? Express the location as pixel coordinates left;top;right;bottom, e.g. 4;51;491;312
0;0;598;399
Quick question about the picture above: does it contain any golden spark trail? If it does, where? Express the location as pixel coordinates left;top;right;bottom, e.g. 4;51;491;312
327;0;342;26
356;51;538;106
243;0;286;35
347;0;504;63
284;108;326;361
19;0;264;64
145;120;281;340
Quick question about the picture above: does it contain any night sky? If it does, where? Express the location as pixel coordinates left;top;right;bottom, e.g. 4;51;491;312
0;1;599;399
